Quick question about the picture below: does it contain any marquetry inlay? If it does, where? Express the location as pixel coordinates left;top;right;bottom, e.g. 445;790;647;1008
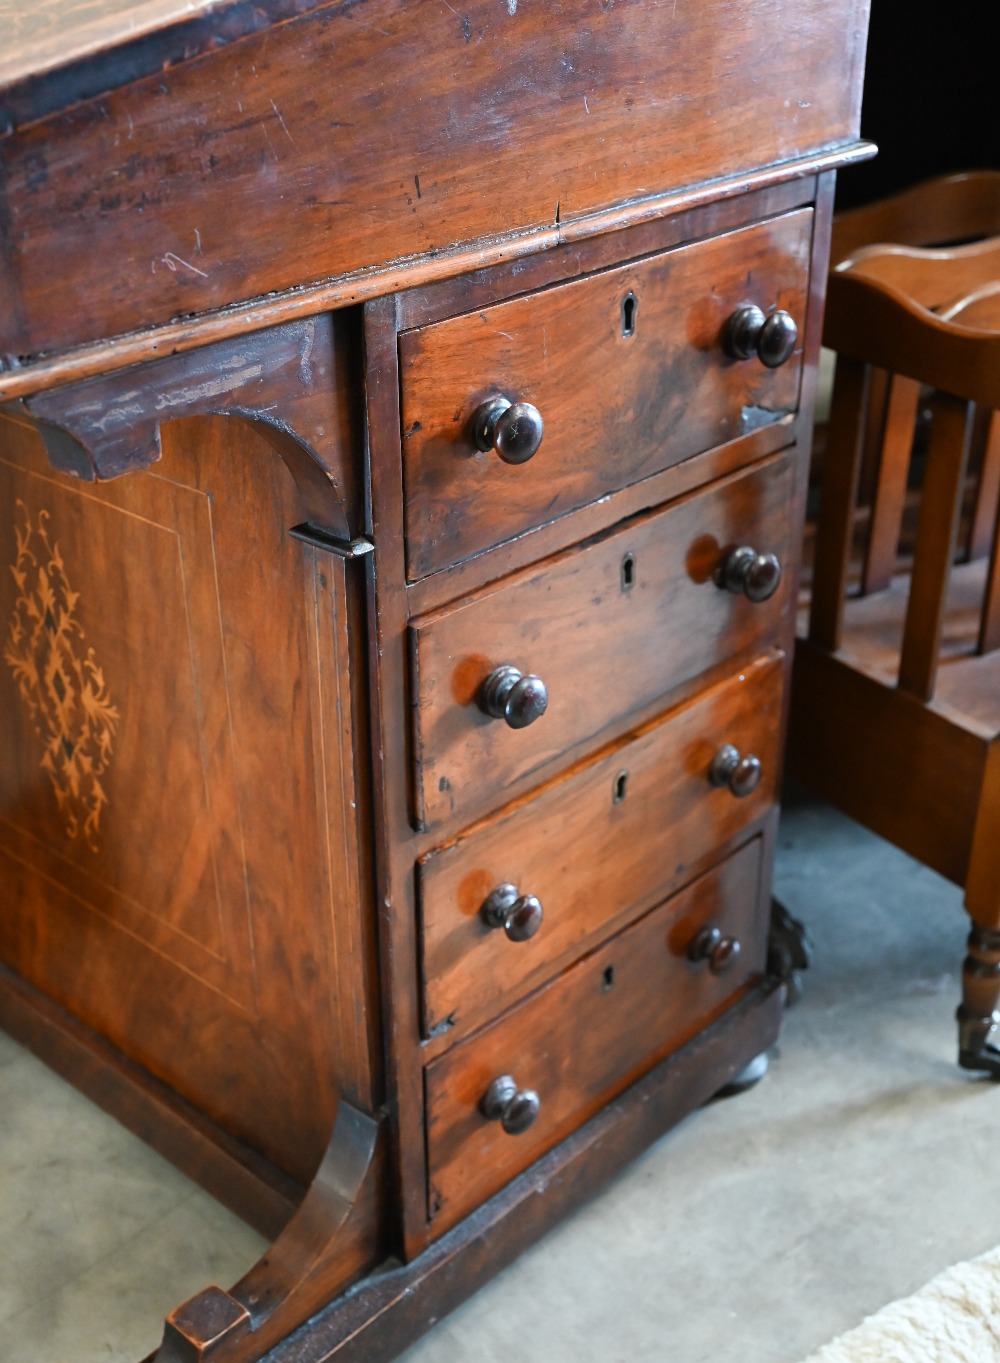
5;501;120;851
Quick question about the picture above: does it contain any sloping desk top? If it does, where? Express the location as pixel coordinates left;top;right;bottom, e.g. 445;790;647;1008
1;0;871;404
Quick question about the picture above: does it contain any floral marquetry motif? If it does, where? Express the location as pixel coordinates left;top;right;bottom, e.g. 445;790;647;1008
4;501;120;851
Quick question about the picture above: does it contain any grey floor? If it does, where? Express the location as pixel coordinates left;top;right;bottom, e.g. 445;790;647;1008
4;787;1000;1363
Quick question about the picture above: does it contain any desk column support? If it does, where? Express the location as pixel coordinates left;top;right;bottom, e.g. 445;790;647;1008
155;1100;379;1363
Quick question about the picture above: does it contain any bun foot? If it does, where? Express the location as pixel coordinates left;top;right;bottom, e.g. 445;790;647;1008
713;1050;769;1099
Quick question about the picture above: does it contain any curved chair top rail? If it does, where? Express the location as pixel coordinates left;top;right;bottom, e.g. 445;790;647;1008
838;232;1000;312
830;170;1000;265
938;281;1000;330
825;234;1000;408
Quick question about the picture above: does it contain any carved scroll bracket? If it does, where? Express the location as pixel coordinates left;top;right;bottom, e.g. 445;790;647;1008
155;1099;379;1363
9;317;352;540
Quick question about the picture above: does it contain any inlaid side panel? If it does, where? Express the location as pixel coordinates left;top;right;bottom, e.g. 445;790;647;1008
0;409;379;1183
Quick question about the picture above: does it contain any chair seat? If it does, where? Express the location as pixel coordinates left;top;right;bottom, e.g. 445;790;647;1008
789;174;1000;1076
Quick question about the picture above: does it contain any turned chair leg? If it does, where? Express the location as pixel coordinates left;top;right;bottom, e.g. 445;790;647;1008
958;924;1000;1076
960;746;1000;1075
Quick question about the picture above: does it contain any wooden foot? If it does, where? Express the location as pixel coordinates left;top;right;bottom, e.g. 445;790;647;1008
957;925;1000;1077
154;1100;378;1363
767;897;812;1006
713;1050;769;1098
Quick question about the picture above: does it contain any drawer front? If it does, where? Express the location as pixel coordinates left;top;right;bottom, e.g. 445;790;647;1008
411;450;796;828
425;837;766;1232
419;652;783;1035
400;211;812;578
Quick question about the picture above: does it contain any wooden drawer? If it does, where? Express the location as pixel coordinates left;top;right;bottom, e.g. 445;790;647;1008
419;652;783;1035
410;449;796;829
424;836;766;1232
400;210;812;579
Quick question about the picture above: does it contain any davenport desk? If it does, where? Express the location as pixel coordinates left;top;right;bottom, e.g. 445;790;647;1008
0;4;871;1359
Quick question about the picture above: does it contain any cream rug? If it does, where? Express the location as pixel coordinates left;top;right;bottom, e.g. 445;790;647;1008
802;1246;1000;1363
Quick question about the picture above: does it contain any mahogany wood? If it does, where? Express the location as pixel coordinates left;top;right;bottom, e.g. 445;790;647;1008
154;1103;383;1363
18;314;363;528
789;643;984;887
229;983;785;1363
0;406;379;1184
978;414;1000;653
0;145;876;408
0;1;325;105
395;179;822;335
0;0;869;363
0;2;871;1358
418;653;782;1036
400;212;811;578
411;451;797;829
807;357;870;651
425;838;766;1233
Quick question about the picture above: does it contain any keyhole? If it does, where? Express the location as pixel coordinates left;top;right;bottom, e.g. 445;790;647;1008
602;965;616;992
621;553;636;591
612;770;629;803
621;292;637;337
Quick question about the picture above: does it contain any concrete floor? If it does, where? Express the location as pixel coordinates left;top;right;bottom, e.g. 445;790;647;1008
4;787;1000;1363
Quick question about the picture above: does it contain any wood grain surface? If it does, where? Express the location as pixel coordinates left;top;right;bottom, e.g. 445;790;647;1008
0;407;379;1185
424;837;766;1233
400;210;811;579
418;652;782;1035
0;0;869;361
410;450;797;830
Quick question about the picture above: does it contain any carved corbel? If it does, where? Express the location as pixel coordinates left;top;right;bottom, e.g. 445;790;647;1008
155;1099;380;1363
9;316;355;543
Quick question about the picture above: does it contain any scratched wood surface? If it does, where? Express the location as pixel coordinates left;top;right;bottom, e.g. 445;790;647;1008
400;210;811;578
418;653;783;1036
424;837;766;1234
410;450;797;830
0;0;870;363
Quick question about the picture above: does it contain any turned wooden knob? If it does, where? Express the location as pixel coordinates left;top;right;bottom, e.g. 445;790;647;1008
689;925;742;975
709;743;762;798
473;398;544;465
480;1075;541;1134
479;664;548;729
715;545;782;602
724;304;798;368
480;884;544;941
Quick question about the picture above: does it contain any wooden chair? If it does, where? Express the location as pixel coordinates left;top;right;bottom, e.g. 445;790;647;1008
825;173;1000;553
788;224;1000;1075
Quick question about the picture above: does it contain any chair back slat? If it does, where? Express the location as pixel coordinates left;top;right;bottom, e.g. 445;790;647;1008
975;414;1000;655
861;374;920;595
857;366;890;509
808;356;870;651
898;393;974;700
966;407;1000;562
